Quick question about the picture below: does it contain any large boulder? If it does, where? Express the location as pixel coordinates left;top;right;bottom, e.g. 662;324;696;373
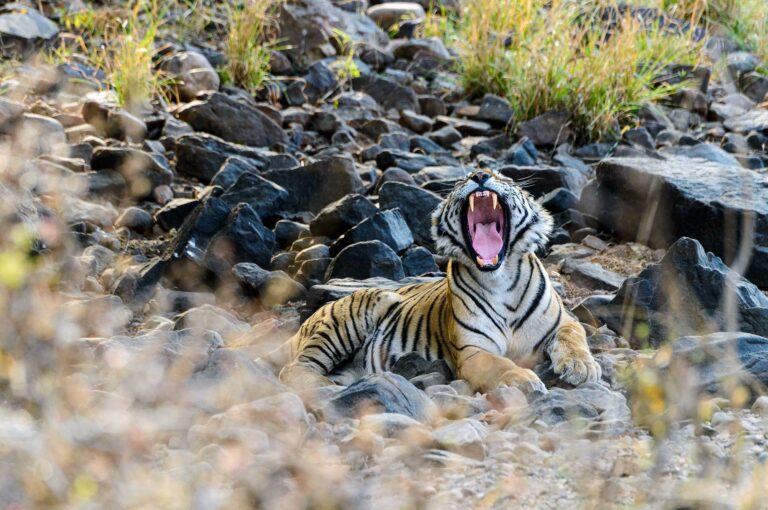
263;155;365;213
581;156;768;287
159;51;220;101
176;92;287;148
606;237;768;347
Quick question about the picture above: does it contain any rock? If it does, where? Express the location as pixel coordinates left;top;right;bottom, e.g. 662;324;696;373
326;240;405;281
739;72;768;103
352;75;420;112
304;61;338;103
219;172;289;219
160;51;219;101
581;156;768;287
392;38;450;61
499;164;589;198
475;94;514;127
320;372;435;422
724;109;768;135
366;2;425;30
561;258;625;291
391;352;453;382
155;198;199;231
330;209;414;256
752;396;768;416
399;109;433;134
81;99;147;141
427;125;461;147
278;0;387;62
517;111;571;147
435;115;491;137
401;246;439;276
232;262;306;307
661;143;740;167
609;237;768;347
14;114;65;157
209;156;259;190
114;207;153;234
309;194;379;238
274;220;309;249
433;421;491;465
205;204;276;271
376;150;437;173
0;3;58;58
263;155;365;213
540;188;579;214
176;92;288;148
378;181;441;250
359;413;427;439
175;133;269;183
658;333;768;397
523;382;631;432
710;93;755;121
62;295;132;337
91;146;172;199
503;137;538;165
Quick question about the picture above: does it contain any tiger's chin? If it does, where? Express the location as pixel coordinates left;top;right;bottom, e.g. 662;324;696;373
462;189;508;271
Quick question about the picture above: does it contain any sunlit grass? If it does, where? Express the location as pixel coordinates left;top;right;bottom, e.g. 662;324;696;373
457;0;703;141
223;0;282;94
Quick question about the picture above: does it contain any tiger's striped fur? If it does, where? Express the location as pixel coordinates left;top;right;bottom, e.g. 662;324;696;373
280;170;601;392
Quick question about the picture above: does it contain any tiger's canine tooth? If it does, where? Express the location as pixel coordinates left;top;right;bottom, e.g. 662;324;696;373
491;255;498;265
469;194;475;212
476;256;485;266
492;193;498;210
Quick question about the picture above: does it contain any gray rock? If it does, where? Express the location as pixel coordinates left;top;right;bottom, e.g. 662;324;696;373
176;92;287;148
219;172;289;219
561;258;625;291
517;111;571;147
402;245;439;276
326;240;405;281
232;262;306;306
91;146;172;199
320;372;436;422
724;109;768;134
278;0;388;62
391;37;450;61
432;419;488;459
366;2;425;30
175;133;269;183
435;115;492;137
263;155;364;213
399;109;433;134
609;237;768;347
475;94;514;127
0;3;58;58
499;164;589;198
659;332;768;397
710;93;755;121
309;194;379;238
379;181;441;249
274;220;309;249
352;74;420;112
14;114;65;157
160;51;219;101
523;382;631;432
304;61;338;103
205;204;276;270
330;209;414;256
660;143;741;167
114;207;153;234
580;156;768;287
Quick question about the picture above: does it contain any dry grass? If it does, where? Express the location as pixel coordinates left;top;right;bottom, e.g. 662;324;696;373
223;0;282;94
457;0;703;141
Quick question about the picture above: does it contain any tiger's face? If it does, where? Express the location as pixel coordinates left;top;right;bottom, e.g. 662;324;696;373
431;170;553;271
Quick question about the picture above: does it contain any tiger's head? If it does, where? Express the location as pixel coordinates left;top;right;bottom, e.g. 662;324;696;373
431;170;553;271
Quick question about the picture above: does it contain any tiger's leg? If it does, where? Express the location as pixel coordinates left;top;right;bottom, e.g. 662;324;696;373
456;346;547;395
547;320;602;385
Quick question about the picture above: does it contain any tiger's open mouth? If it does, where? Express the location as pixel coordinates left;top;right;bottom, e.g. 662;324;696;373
463;190;507;270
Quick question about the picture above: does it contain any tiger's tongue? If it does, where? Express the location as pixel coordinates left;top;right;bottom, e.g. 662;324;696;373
472;223;502;260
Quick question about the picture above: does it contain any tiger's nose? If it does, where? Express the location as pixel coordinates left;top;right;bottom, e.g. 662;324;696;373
471;171;491;185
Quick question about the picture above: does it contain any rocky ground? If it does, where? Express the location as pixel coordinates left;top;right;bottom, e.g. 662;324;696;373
1;1;768;508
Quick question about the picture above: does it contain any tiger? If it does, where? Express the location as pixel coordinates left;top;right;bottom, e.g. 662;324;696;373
278;169;601;394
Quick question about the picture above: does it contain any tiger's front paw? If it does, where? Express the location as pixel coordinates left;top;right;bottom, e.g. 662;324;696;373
499;367;548;396
551;347;602;386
